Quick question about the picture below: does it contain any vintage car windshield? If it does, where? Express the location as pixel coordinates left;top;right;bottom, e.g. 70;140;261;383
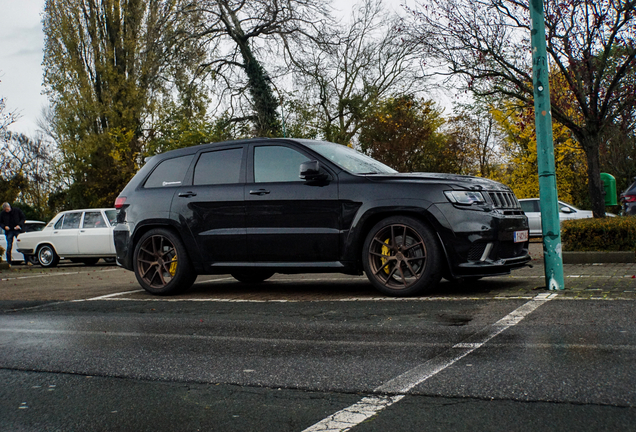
300;140;397;175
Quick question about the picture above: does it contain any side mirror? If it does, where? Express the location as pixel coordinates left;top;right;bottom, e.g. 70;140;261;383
300;160;328;181
560;206;574;214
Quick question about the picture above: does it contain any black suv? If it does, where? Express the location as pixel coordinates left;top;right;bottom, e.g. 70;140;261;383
114;138;530;296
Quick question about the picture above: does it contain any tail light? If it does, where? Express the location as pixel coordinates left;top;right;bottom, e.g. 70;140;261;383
621;194;636;203
114;197;127;209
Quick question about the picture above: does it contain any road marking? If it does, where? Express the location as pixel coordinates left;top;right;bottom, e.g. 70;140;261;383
78;290;145;301
0;268;120;281
302;292;556;432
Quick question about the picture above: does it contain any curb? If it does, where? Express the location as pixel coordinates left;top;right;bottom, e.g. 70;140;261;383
562;251;636;264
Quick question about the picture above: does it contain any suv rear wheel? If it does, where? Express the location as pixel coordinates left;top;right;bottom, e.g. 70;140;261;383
362;216;442;296
133;228;196;295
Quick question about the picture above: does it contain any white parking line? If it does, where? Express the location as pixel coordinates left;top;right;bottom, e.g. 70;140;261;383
78;290;145;301
302;292;557;432
0;268;120;281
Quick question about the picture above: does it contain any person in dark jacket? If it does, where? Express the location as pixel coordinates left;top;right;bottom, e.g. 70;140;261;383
0;202;25;266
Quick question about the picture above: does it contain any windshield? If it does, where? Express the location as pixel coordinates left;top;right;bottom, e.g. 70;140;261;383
301;140;397;175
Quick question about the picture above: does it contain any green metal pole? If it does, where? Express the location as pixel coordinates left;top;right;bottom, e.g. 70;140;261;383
530;0;564;290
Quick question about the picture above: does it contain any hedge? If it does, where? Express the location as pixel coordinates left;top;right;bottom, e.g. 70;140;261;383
561;217;636;251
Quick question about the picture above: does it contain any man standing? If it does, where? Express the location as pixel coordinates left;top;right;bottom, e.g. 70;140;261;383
0;202;25;267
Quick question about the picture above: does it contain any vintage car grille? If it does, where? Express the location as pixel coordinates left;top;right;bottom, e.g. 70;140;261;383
487;191;524;214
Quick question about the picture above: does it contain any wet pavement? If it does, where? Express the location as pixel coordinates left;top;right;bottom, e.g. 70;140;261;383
0;243;635;304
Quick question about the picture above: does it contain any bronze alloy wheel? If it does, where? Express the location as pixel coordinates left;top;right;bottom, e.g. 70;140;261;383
137;234;179;288
363;216;442;296
133;228;196;295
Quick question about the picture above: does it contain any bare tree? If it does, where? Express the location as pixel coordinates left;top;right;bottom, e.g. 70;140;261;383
193;0;333;136
287;0;425;144
444;103;504;178
0;132;55;216
0;80;19;140
408;0;636;217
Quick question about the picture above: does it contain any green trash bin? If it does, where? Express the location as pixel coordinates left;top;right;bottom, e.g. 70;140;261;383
600;173;617;206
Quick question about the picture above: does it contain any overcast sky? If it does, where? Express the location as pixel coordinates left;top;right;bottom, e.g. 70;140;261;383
0;0;410;136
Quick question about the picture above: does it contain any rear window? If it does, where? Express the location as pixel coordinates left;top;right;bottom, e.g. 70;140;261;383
144;155;194;188
25;223;45;232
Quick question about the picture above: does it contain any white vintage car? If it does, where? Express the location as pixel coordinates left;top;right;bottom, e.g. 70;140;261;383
17;208;117;267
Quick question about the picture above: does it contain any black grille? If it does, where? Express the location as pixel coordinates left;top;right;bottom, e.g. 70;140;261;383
487;191;521;209
496;241;527;259
467;243;488;261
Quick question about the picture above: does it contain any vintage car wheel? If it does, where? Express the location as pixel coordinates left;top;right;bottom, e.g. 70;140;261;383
362;216;442;296
133;228;196;295
231;270;275;283
37;244;60;268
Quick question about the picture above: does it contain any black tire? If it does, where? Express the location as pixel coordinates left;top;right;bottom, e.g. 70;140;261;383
80;258;100;266
133;228;196;295
37;244;60;268
103;257;116;263
231;270;275;284
24;254;39;265
362;216;442;296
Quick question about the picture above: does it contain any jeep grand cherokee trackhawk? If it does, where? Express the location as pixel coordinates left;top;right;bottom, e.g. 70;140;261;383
114;138;530;296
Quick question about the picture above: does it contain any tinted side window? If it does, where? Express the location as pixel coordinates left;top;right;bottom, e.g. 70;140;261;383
144;155;194;188
254;146;308;183
61;212;81;229
83;211;106;228
194;148;243;186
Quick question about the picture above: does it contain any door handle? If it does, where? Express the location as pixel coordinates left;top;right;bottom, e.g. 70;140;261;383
178;191;197;198
249;189;270;196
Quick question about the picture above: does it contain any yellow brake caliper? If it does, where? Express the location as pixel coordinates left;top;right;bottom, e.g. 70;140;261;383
381;239;391;274
169;252;178;276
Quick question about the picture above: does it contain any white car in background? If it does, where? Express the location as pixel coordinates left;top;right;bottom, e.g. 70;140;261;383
0;220;47;264
17;208;117;268
519;198;594;237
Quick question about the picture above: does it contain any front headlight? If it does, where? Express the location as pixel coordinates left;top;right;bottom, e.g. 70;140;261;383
444;190;486;205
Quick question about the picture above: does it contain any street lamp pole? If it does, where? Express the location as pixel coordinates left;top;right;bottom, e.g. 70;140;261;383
529;0;564;290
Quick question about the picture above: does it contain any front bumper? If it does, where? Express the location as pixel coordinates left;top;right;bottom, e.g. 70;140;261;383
435;203;531;278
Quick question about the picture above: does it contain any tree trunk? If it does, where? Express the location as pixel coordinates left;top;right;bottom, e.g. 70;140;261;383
580;134;606;218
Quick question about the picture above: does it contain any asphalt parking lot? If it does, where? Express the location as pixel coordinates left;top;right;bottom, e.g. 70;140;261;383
1;241;636;305
2;243;635;432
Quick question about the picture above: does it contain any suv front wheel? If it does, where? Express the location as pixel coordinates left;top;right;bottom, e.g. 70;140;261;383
362;216;442;296
133;228;196;295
